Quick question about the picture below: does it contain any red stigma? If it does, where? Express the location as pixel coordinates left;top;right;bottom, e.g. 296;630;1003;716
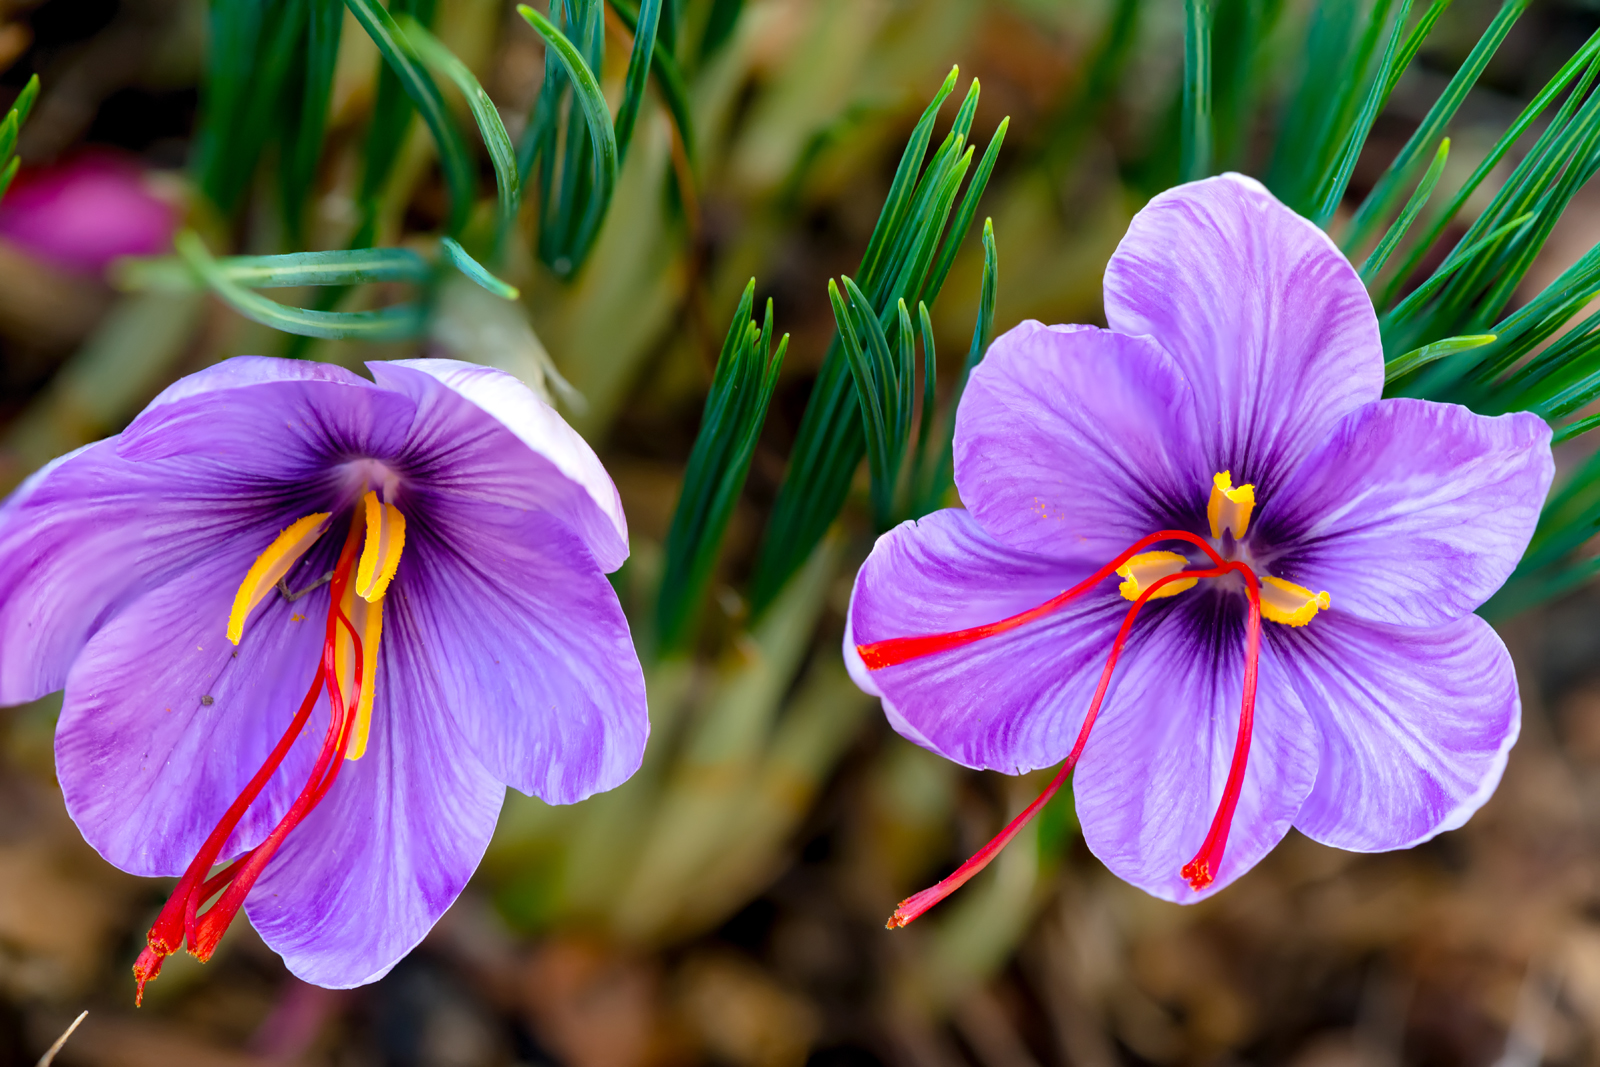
869;531;1267;927
133;519;368;1003
1180;565;1262;892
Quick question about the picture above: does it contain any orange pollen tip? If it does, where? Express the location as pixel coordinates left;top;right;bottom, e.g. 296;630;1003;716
1180;858;1215;891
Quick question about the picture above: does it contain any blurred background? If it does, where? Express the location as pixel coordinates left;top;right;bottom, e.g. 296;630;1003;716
4;0;1600;1064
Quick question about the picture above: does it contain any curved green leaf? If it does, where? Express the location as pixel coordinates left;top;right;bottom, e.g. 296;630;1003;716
517;3;619;237
1384;333;1496;384
441;237;520;299
176;232;426;341
345;0;476;236
401;15;522;232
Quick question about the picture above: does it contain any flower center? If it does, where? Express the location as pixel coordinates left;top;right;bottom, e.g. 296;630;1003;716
132;488;408;1003
1116;471;1330;627
859;471;1331;927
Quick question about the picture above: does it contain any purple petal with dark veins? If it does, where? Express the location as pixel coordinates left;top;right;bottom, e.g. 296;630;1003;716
246;600;505;987
1279;610;1519;851
1260;399;1553;627
1073;591;1320;903
0;358;413;707
54;533;341;875
1103;174;1383;494
386;501;648;805
954;322;1206;562
845;508;1121;773
370;360;629;573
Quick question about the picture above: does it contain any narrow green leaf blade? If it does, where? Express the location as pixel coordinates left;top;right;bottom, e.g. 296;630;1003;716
176;231;426;340
1360;136;1447;281
1384;333;1497;383
402;16;522;232
346;0;476;236
441;237;520;299
1181;0;1212;182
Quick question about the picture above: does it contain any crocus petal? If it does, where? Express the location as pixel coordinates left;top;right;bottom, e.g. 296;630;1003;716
1280;610;1519;852
1073;595;1321;902
845;508;1123;773
0;359;414;707
954;322;1206;561
1102;174;1383;493
1259;399;1553;627
246;618;505;988
371;360;629;572
386;502;647;805
133;355;376;421
54;535;343;875
118;357;414;467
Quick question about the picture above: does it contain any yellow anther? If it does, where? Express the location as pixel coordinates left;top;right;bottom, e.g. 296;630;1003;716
1207;471;1256;540
227;512;331;645
333;576;383;760
355;490;406;603
1116;551;1198;602
1259;575;1331;627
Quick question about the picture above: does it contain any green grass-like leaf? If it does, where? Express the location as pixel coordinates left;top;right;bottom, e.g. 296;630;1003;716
1384;333;1496;384
656;281;787;653
1181;0;1212;182
281;0;342;240
1359;136;1447;282
401;16;522;236
613;0;664;162
176;232;426;340
1313;0;1413;226
750;72;1006;613
441;237;520;299
346;0;475;237
1346;0;1527;247
517;2;621;277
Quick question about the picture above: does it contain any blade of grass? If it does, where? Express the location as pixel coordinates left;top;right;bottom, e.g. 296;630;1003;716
1346;0;1529;248
441;236;520;299
1384;332;1497;383
402;16;522;233
176;232;426;341
346;0;475;236
1181;0;1212;182
1360;136;1448;281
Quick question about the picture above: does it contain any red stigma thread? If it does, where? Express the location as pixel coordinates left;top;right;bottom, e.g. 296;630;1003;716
1180;565;1262;891
858;530;1226;670
134;521;368;1006
869;531;1266;928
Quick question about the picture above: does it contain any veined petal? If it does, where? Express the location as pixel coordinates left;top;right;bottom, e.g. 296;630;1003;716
119;356;411;466
370;360;629;573
0;357;416;708
1103;174;1383;494
1280;611;1519;852
954;323;1205;561
0;447;338;708
1260;399;1553;627
246;617;505;987
55;534;343;875
1074;592;1320;902
389;501;647;805
845;508;1120;774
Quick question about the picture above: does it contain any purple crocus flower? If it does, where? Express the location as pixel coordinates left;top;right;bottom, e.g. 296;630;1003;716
845;174;1553;923
0;356;647;997
0;150;178;275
